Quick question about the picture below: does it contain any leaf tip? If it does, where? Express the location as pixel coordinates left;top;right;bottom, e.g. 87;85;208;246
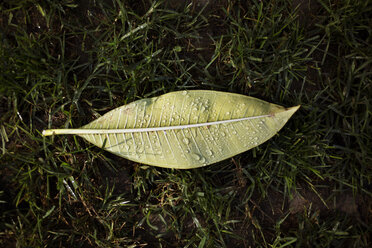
289;105;301;112
285;105;301;118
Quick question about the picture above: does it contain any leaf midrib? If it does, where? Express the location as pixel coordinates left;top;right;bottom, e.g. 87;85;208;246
42;114;272;136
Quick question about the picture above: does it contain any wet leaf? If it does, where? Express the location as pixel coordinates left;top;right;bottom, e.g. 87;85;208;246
43;90;300;169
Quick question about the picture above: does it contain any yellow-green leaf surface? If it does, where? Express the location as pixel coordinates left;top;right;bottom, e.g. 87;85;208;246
43;90;299;169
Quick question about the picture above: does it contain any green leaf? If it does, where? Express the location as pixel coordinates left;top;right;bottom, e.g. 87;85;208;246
43;90;299;169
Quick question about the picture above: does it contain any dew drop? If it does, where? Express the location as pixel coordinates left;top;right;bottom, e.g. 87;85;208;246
191;153;201;161
206;149;213;156
182;90;188;95
232;130;237;135
226;112;230;115
182;138;190;145
221;132;226;137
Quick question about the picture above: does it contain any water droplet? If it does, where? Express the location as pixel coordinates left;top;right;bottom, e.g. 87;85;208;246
192;107;198;112
192;153;200;160
182;90;188;95
200;106;206;112
226;112;230;115
232;130;237;135
206;149;213;156
182;138;190;145
171;117;175;122
221;132;226;137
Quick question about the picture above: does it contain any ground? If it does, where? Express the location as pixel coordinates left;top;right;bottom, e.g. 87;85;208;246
0;0;371;247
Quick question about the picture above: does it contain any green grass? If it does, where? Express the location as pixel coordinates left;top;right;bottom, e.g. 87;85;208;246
1;0;371;247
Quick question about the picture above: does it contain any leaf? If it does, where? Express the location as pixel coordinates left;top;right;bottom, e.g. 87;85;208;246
43;90;300;169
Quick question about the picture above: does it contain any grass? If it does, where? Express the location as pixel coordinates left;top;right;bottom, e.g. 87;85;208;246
1;0;371;247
